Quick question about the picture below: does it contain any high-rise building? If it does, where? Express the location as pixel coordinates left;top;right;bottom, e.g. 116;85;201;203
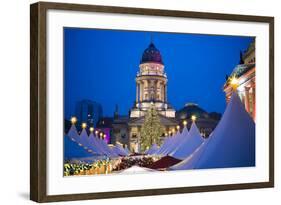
75;100;103;127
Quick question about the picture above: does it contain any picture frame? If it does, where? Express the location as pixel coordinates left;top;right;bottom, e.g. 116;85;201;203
30;1;274;202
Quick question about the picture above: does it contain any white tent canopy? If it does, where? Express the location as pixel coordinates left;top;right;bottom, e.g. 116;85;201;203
66;125;119;158
124;146;131;155
154;137;171;155
160;131;182;156
113;143;129;156
170;122;204;160
145;144;159;155
119;165;155;174
67;125;80;142
171;92;255;170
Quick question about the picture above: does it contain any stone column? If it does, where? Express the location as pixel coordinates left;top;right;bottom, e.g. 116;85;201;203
252;85;256;120
139;81;143;102
165;84;167;102
154;80;157;101
160;82;163;102
244;87;250;112
136;82;139;103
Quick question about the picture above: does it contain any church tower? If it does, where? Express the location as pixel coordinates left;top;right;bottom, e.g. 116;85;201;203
130;41;175;118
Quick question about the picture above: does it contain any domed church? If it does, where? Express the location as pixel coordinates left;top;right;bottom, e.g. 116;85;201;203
130;42;176;118
112;41;178;152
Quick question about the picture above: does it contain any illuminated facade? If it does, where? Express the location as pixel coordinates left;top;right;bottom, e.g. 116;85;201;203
223;41;256;121
112;42;178;152
130;42;176;118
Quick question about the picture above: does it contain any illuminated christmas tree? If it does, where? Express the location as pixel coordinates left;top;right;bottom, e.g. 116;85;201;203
140;104;165;152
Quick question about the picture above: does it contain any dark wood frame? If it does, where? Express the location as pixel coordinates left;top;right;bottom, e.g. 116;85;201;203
30;1;274;203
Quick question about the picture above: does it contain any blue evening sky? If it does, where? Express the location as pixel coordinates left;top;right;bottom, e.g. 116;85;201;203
64;27;253;118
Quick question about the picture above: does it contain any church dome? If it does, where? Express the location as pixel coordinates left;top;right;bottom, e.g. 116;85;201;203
140;43;163;65
176;103;210;120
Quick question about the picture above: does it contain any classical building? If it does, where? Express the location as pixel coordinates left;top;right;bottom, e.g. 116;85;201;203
223;41;256;121
130;42;176;118
94;40;222;152
112;42;178;152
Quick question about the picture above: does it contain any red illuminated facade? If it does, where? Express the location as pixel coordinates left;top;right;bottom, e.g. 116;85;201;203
223;41;256;121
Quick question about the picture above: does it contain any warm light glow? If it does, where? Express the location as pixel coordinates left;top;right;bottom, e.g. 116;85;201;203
89;127;94;132
172;128;175;133
81;122;87;129
176;125;180;130
70;116;77;124
165;133;168;137
183;120;187;126
191;115;197;122
99;132;103;137
95;130;99;135
116;141;123;146
230;75;239;90
103;134;107;139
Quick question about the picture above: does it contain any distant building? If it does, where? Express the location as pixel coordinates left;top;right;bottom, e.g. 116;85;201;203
75;100;103;127
176;103;221;137
223;41;255;121
96;117;113;144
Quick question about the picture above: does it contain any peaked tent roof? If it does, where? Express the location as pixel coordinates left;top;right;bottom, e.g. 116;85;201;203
93;136;118;157
89;133;110;156
158;133;178;156
124;147;131;155
145;144;159;155
170;141;207;170
171;92;255;170
113;144;129;156
170;122;204;160
161;131;185;156
64;135;95;159
67;125;80;142
154;137;172;155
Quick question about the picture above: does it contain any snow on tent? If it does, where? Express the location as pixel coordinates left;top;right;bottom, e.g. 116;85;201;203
145;144;159;155
119;165;155;174
170;122;204;160
64;135;96;159
171;92;255;170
